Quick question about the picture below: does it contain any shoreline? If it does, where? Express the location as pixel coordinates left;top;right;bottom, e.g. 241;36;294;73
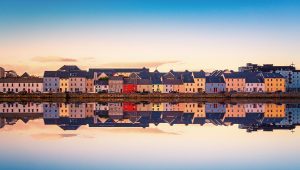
0;92;300;103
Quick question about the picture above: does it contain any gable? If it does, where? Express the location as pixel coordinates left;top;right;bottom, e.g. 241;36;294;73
163;72;176;80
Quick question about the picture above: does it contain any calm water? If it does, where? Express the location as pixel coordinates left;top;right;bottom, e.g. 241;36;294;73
1;101;300;170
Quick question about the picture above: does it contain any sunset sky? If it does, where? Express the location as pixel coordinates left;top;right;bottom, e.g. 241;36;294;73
0;0;300;76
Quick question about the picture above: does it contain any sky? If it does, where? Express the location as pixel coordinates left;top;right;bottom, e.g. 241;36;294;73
0;0;300;76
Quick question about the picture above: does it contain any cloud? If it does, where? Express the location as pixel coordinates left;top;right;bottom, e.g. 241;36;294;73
31;133;78;140
99;60;180;68
32;56;77;62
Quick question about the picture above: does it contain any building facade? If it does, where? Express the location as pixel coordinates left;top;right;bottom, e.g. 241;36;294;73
192;71;206;93
259;73;286;92
275;70;300;92
0;74;43;93
108;76;123;93
94;80;109;93
223;73;246;92
205;76;226;93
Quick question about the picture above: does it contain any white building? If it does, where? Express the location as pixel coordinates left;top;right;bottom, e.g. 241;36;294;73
0;73;43;93
94;80;109;93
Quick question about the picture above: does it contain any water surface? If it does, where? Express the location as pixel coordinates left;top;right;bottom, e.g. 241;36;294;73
1;102;300;170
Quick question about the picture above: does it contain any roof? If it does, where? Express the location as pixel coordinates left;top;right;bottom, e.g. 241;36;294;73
0;77;43;83
137;79;151;85
223;72;246;79
109;76;123;81
21;72;30;78
168;70;194;83
259;72;285;78
44;70;92;79
245;73;264;83
193;71;206;78
123;78;136;84
181;71;194;83
206;76;225;83
43;71;59;77
94;80;109;85
150;72;162;84
162;79;183;85
68;71;89;78
89;68;149;74
138;70;151;79
58;65;81;72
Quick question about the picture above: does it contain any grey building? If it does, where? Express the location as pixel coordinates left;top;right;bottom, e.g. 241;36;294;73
108;76;123;93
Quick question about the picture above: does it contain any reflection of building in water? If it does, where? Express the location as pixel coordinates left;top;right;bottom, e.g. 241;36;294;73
95;102;108;111
136;102;152;111
0;102;44;128
43;103;95;130
224;104;246;125
43;103;59;118
123;102;137;112
205;103;226;125
44;103;95;119
3;102;300;133
263;104;286;124
280;104;300;125
245;103;265;113
152;103;164;111
0;103;43;114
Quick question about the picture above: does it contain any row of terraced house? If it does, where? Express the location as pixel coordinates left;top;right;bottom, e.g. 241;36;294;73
43;65;288;93
0;63;299;94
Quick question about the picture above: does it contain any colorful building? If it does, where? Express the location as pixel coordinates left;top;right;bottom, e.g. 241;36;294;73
94;79;109;93
108;76;123;93
150;70;164;93
223;72;246;92
137;79;152;93
258;73;286;92
192;71;206;93
245;73;265;92
205;76;225;93
123;78;137;94
275;70;300;92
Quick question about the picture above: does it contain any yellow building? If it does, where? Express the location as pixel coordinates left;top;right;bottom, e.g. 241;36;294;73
184;103;206;117
192;71;206;93
59;103;70;117
136;102;153;111
137;79;153;93
264;104;286;118
260;73;286;92
60;78;69;92
152;103;164;111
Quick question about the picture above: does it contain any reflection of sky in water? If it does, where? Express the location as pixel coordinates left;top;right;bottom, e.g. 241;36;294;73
1;120;300;170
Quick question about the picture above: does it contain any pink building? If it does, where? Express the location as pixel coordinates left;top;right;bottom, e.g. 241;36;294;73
223;73;246;92
245;75;265;92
